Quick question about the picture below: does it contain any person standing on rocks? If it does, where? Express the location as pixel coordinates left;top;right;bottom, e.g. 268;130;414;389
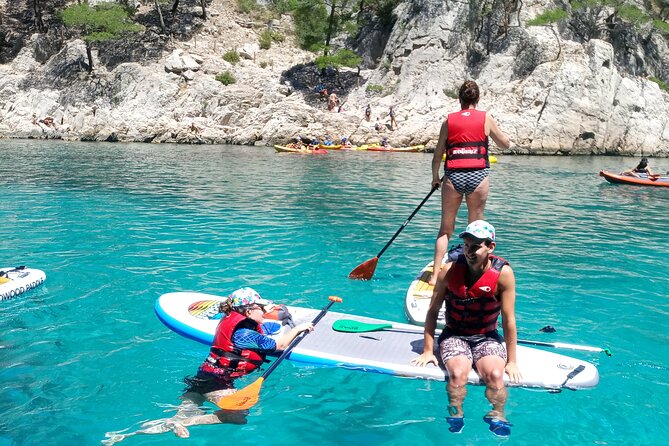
429;80;510;285
389;106;397;130
365;104;371;122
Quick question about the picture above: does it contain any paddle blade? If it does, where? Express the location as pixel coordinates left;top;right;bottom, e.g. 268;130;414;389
216;377;265;410
332;319;393;333
348;257;378;280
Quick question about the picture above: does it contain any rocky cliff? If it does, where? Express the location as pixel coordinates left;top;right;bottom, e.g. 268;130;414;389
0;0;668;155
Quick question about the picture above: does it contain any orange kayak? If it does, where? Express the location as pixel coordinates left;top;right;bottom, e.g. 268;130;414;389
599;170;669;187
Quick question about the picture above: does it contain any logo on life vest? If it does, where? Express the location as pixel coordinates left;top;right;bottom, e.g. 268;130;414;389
462;112;471;117
478;286;492;292
452;148;479;155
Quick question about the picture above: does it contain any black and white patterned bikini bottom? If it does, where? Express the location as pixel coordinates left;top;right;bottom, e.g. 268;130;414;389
444;168;490;195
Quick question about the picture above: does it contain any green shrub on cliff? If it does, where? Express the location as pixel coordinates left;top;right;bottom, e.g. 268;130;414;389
527;8;568;26
60;2;143;72
61;3;143;42
260;31;273;49
314;49;362;70
650;76;669;93
216;71;237;85
223;50;241;64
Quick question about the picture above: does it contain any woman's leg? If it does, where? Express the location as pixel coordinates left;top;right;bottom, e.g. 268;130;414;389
430;180;462;285
464;176;489;223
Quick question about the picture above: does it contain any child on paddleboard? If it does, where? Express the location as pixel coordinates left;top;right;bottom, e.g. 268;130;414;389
103;288;312;444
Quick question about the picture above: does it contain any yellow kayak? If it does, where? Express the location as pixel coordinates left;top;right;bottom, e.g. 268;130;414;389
274;145;328;154
365;144;426;153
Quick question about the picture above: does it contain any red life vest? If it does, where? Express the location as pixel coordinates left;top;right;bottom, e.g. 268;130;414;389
445;109;490;170
445;255;508;335
200;311;266;378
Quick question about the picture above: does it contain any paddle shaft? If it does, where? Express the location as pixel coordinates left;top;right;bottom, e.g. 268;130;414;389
260;298;339;379
374;184;439;259
517;339;611;355
332;320;611;355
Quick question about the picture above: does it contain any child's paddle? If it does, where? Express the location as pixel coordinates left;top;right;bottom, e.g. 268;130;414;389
216;296;342;410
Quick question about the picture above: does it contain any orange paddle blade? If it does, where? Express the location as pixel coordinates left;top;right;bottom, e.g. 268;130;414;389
348;257;378;280
216;377;265;410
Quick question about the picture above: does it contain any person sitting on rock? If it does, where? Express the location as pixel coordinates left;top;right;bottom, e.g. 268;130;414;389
328;92;338;111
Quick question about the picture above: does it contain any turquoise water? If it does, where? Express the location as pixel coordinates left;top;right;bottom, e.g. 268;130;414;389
0;140;667;446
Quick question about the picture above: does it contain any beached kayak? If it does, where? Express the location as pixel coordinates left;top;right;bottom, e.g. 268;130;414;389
365;144;426;152
0;266;46;301
156;292;599;390
274;145;328;154
599;170;669;187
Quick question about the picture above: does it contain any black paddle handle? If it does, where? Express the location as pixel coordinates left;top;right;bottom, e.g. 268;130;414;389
376;184;439;259
260;299;338;379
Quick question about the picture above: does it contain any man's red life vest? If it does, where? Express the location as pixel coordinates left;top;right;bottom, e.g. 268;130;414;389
200;311;266;378
445;255;508;335
445;109;490;170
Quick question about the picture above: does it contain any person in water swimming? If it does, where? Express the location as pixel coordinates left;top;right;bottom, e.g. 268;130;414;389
412;221;520;438
429;80;511;286
103;288;313;444
622;157;659;178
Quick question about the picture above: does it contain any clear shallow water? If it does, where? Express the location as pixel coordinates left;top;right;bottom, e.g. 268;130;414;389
0;140;667;446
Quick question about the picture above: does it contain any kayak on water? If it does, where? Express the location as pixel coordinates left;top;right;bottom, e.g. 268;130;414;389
274;145;328;154
365;144;426;152
599;170;669;187
156;291;599;390
0;266;46;301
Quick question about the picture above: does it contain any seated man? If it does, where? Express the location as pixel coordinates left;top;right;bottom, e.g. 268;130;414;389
412;220;521;438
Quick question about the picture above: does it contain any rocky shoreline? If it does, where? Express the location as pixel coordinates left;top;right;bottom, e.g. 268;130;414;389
1;0;668;156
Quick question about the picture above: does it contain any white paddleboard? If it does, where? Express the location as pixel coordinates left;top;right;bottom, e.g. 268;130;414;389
404;261;446;327
0;266;46;301
156;292;599;390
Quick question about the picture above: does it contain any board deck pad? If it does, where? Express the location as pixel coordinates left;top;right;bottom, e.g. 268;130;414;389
157;292;599;390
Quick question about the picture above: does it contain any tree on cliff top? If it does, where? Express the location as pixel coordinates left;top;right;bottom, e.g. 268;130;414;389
61;2;143;73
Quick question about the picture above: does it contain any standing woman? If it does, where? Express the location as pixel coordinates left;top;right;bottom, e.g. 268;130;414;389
429;80;510;285
104;288;313;444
